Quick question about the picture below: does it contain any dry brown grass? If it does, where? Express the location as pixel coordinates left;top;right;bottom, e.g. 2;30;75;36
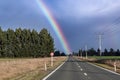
74;56;120;74
104;60;120;68
0;57;67;80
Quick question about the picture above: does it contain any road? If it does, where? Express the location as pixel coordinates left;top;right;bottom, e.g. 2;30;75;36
45;57;120;80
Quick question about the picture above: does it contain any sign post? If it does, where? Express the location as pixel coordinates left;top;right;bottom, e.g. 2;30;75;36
44;60;47;71
114;61;117;72
50;52;54;67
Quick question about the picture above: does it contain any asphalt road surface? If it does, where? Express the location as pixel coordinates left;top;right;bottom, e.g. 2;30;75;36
45;57;120;80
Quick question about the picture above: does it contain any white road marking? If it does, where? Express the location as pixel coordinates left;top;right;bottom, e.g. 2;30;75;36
84;73;87;76
80;69;83;71
76;63;79;66
78;66;81;68
88;62;120;76
42;60;66;80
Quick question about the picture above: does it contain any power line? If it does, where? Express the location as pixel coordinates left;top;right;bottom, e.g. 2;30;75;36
95;16;120;40
102;16;120;33
104;23;120;35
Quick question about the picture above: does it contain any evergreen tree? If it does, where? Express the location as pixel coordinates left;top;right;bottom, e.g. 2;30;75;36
116;49;120;56
97;48;100;56
6;28;16;57
109;48;114;56
104;48;108;56
54;50;60;56
88;48;96;56
0;27;54;58
61;52;66;56
39;28;54;57
0;27;8;57
47;33;54;55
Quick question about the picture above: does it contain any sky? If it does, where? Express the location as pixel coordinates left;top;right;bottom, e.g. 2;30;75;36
0;0;120;52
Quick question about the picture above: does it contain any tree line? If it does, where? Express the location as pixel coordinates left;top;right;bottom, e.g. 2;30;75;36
74;48;120;56
54;50;66;56
0;27;54;58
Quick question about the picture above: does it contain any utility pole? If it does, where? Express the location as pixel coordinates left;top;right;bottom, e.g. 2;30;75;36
78;51;79;57
85;45;88;59
98;34;103;56
80;49;82;58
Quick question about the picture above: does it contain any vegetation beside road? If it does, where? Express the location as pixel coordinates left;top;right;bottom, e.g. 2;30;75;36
88;56;120;60
0;57;67;80
0;28;54;58
0;27;68;80
75;56;120;74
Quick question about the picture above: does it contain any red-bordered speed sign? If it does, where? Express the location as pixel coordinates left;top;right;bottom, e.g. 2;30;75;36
50;52;54;56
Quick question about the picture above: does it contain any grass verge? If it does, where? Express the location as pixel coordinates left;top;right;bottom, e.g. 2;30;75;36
0;57;67;80
75;56;120;74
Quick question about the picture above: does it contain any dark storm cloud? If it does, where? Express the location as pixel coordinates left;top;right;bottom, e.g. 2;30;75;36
50;0;120;51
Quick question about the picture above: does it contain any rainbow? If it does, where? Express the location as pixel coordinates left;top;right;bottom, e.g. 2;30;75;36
36;0;71;54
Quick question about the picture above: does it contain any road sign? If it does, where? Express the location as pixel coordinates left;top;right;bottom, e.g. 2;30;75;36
50;52;54;67
50;52;54;56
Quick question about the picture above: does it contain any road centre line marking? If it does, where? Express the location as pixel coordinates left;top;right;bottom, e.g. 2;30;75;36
84;73;87;76
76;63;79;65
80;69;83;71
78;66;81;68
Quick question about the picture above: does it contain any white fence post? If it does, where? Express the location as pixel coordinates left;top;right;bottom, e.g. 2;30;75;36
114;61;116;72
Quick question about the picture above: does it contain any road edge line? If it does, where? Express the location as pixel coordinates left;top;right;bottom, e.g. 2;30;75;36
88;62;120;76
42;60;66;80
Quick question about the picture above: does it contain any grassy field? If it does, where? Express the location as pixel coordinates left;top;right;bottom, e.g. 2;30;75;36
88;56;120;60
0;57;67;80
75;56;120;73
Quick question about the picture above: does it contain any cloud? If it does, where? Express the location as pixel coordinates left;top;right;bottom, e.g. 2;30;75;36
45;0;120;50
46;0;120;18
1;0;120;51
